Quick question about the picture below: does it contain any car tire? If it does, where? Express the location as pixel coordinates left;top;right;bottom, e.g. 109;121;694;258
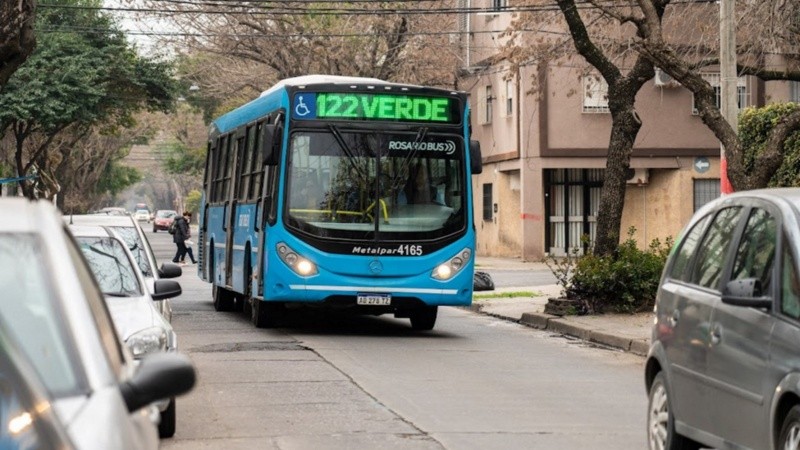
778;405;800;449
647;372;701;450
409;306;437;330
251;300;283;328
153;227;157;233
158;398;176;438
212;285;235;312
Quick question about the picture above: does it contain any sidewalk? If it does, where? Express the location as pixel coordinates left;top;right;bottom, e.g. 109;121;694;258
472;256;652;357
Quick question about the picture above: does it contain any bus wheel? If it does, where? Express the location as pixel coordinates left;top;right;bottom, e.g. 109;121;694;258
212;285;234;312
409;306;438;330
251;299;283;328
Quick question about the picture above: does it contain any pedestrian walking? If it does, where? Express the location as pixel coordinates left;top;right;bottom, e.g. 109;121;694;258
180;212;197;265
171;211;192;264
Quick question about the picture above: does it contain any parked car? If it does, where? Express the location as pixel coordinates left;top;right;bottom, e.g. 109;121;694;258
646;188;800;450
0;198;195;449
69;225;182;438
66;214;180;323
133;209;151;222
152;210;178;233
0;325;74;449
95;206;128;216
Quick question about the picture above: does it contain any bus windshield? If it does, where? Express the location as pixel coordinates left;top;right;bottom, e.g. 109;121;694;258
285;129;466;242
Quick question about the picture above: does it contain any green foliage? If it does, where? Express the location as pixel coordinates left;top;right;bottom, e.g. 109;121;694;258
163;141;205;175
185;189;202;214
473;291;539;300
739;103;800;187
96;163;141;198
543;228;673;314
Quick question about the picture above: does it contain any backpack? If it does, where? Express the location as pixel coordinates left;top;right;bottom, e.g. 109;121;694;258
168;220;177;235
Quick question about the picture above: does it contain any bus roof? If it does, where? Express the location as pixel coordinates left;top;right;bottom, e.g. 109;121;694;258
258;75;389;98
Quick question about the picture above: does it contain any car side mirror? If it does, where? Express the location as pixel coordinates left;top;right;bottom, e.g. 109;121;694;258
722;278;772;309
262;119;282;166
152;279;181;301
469;139;482;175
158;263;182;279
119;352;195;413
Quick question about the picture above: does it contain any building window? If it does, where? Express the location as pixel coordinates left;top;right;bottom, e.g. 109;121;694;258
492;0;507;11
792;81;800;103
582;74;609;114
505;79;513;116
694;179;720;211
692;73;749;115
482;183;493;221
482;85;493;124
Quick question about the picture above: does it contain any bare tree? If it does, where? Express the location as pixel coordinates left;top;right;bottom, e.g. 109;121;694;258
0;0;36;89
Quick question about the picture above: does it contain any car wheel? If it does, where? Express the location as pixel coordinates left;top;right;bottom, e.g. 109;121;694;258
409;306;437;330
251;300;283;328
158;397;176;438
212;285;234;312
648;372;701;450
153;227;157;233
779;405;800;450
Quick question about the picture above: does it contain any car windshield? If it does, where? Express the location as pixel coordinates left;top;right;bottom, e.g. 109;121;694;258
110;226;153;277
285;130;466;241
157;210;177;218
135;210;148;215
76;237;142;297
0;233;85;397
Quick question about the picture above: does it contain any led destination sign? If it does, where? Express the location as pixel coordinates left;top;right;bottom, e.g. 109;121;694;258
292;92;458;124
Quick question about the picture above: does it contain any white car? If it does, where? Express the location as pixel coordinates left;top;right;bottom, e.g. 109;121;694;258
0;198;195;449
133;209;151;222
69;224;183;438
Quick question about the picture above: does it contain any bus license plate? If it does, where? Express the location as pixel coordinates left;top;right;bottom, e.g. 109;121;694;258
357;293;391;306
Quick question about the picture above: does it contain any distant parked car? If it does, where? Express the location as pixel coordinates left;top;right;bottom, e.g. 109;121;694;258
66;214;180;323
152;210;178;233
96;206;128;216
0;198;195;449
134;209;151;222
646;188;800;450
69;224;183;438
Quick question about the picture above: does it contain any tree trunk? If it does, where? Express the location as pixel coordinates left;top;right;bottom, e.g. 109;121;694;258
0;0;36;88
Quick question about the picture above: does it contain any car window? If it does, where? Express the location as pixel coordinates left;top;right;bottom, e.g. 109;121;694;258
75;237;142;297
111;226;153;277
669;214;712;282
731;208;776;294
0;233;85;397
690;206;743;290
782;240;800;319
62;228;126;372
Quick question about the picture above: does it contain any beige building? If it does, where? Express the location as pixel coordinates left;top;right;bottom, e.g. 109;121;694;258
459;1;799;260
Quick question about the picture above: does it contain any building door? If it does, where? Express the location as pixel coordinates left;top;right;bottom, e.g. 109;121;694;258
545;169;602;256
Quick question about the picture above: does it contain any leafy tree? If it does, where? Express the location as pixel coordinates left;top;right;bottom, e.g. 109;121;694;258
739;103;800;187
0;0;36;89
0;0;178;199
185;189;201;215
164;141;205;176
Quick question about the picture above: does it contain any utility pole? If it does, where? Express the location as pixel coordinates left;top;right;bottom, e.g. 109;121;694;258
720;0;736;194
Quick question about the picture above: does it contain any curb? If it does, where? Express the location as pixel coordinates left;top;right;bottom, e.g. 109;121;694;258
520;312;649;357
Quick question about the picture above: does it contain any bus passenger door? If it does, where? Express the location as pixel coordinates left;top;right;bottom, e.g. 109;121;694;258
224;135;244;287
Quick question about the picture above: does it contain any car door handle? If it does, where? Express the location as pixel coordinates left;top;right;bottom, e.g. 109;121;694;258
669;310;680;327
710;324;722;346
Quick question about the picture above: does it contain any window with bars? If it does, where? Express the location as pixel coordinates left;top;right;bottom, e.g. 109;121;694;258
482;183;493;221
505;79;513;116
792;81;800;103
492;0;507;11
483;85;493;124
692;73;749;115
694;179;720;212
582;74;609;114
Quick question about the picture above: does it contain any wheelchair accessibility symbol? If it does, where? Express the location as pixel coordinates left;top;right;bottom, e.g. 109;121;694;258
292;93;316;119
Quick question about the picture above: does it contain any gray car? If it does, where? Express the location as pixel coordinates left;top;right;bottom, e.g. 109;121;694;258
69;224;182;438
646;188;800;450
0;198;195;450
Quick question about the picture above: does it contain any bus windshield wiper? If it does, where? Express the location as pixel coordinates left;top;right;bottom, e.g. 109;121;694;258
328;124;369;186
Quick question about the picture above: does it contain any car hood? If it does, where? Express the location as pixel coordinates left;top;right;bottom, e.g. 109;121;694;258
104;295;172;344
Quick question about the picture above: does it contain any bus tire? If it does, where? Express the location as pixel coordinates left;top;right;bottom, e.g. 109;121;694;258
409;306;437;330
252;299;283;328
212;285;234;312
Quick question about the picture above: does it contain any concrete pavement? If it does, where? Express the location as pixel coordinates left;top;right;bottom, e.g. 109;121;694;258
472;256;652;357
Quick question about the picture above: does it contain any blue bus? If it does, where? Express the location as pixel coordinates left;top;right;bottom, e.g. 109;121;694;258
198;75;482;330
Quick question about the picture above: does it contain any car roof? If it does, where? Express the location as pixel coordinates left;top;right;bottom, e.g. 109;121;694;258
0;198;62;233
65;214;137;227
67;224;116;238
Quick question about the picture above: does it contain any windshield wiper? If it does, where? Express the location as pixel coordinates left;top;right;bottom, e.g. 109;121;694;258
104;292;131;298
328;124;370;186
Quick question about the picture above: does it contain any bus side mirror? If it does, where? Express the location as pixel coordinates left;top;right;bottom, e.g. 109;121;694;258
262;121;282;166
469;140;483;175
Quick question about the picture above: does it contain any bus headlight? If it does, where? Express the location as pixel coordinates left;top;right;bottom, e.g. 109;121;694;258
126;326;167;359
277;242;318;276
431;248;472;281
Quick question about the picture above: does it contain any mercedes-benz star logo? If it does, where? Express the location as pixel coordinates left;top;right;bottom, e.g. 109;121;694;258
369;259;383;274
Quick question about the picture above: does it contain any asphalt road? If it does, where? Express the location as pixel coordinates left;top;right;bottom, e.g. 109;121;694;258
145;228;647;449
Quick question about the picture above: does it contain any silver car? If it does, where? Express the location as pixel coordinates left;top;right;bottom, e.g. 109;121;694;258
0;198;194;449
646;188;800;450
66;214;179;323
69;224;182;438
